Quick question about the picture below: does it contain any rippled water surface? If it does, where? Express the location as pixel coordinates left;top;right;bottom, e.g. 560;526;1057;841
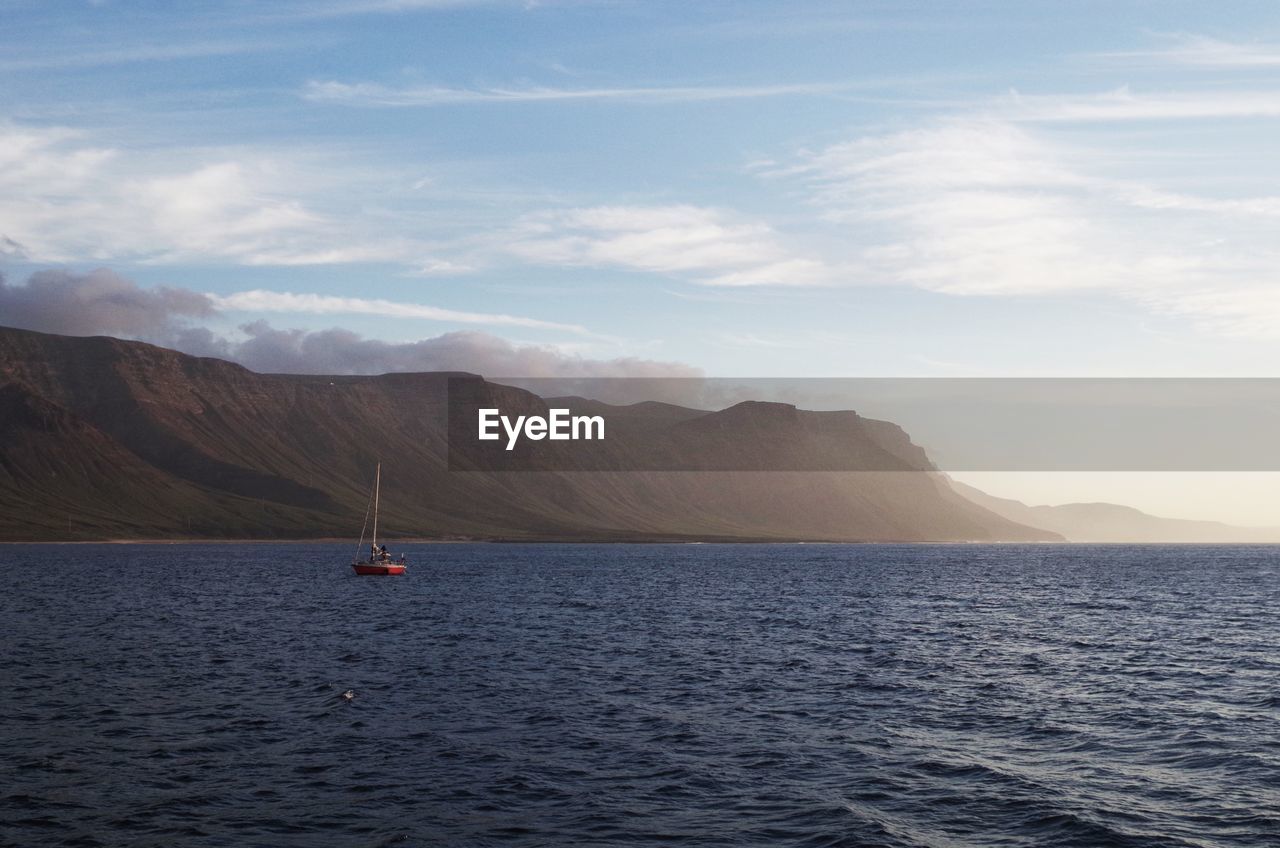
3;543;1279;847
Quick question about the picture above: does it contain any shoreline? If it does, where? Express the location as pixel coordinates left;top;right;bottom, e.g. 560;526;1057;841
3;538;1279;546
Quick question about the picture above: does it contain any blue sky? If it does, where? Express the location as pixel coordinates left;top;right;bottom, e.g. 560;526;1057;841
6;0;1280;379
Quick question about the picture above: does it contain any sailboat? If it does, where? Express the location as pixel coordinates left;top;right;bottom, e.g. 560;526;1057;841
352;463;407;576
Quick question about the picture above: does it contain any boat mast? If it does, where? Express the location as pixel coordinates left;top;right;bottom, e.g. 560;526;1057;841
371;462;380;550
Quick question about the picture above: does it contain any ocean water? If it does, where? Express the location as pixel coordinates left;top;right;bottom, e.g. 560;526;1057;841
2;543;1278;847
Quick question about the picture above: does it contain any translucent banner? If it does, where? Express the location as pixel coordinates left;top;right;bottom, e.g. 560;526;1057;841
446;377;1280;471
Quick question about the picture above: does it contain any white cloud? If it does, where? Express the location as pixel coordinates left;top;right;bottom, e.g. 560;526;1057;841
507;204;838;286
703;258;835;287
303;78;864;107
785;118;1280;334
0;123;447;269
999;86;1280;123
1147;286;1280;339
201;0;509;26
267;0;502;20
0;122;834;288
792;121;1128;296
0;40;299;72
1099;35;1280;68
210;290;598;336
416;258;475;275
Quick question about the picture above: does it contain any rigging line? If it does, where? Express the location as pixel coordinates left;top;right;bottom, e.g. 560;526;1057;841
354;475;376;561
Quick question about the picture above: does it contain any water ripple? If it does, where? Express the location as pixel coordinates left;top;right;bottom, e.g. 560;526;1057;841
2;543;1279;846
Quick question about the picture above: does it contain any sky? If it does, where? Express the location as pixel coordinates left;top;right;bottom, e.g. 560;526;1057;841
5;0;1280;522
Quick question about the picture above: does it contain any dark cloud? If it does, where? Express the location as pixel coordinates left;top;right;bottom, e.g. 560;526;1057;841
0;268;216;339
231;321;702;379
0;237;26;260
0;268;699;380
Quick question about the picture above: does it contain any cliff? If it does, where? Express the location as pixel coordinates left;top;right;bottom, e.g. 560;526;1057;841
0;326;1056;542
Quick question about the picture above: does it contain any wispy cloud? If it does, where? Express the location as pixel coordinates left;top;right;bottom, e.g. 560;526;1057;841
782;118;1280;336
201;0;511;26
0;40;303;72
1001;86;1280;122
713;331;809;349
0;123;459;270
303;78;870;107
260;0;504;22
0;121;836;288
506;205;840;286
210;290;598;336
1098;35;1280;68
785;120;1115;296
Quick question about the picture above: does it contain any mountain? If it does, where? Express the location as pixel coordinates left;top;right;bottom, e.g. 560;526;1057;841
450;385;937;472
0;326;1056;542
949;480;1280;543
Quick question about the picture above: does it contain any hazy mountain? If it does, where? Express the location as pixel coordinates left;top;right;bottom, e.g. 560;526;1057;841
0;326;1056;543
949;479;1280;543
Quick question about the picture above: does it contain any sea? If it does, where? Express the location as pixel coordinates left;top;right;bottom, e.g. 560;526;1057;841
2;543;1278;847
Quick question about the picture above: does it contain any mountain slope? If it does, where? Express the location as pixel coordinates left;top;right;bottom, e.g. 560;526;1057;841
950;479;1280;543
0;326;1056;542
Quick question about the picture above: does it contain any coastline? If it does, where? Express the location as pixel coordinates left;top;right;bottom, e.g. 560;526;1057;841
4;538;1279;546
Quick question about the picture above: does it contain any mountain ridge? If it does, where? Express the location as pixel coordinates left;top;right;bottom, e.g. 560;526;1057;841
0;325;1056;543
949;479;1280;543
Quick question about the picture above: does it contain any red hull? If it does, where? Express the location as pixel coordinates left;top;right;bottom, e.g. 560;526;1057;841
352;562;406;575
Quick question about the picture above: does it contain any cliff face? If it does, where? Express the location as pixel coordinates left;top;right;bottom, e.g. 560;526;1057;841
0;326;1056;542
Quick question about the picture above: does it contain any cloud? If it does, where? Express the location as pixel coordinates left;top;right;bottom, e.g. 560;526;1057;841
1098;35;1280;68
132;0;510;27
507;205;839;286
790;121;1124;296
258;0;504;22
210;290;599;336
229;322;700;377
1145;285;1280;340
702;258;835;287
0;123;443;269
0;236;25;260
999;86;1280;123
0;268;695;377
0;40;301;72
0;268;216;338
782;118;1280;335
303;79;865;107
0;121;832;288
1019;36;1280;124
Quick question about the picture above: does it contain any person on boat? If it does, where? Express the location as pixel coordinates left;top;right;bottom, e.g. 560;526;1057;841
379;544;389;561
